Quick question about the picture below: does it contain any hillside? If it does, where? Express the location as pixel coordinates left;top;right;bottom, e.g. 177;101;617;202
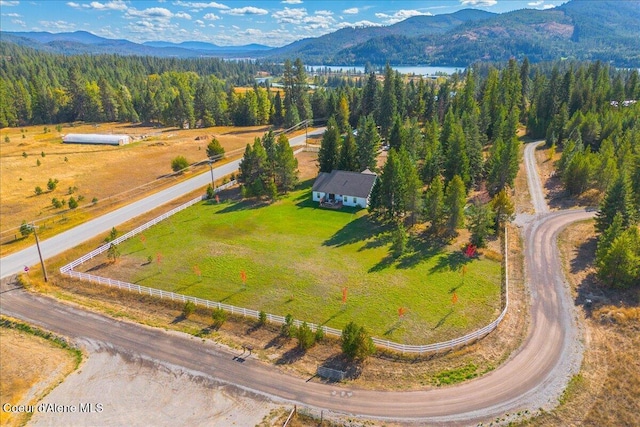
278;0;640;67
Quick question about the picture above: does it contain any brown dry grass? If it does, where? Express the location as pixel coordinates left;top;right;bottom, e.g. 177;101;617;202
525;220;640;426
515;141;534;214
0;122;315;256
0;325;77;427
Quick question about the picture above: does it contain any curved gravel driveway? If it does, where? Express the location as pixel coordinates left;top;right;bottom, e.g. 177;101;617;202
0;139;592;424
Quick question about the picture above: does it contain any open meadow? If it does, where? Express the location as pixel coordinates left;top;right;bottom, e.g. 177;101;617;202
83;183;502;345
0;122;311;256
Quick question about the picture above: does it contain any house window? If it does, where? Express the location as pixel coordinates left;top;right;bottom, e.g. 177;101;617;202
353;197;356;203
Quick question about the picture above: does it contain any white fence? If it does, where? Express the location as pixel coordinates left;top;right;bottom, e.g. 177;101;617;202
60;185;509;355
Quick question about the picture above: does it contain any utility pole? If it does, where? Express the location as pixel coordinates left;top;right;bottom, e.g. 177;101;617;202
32;223;48;282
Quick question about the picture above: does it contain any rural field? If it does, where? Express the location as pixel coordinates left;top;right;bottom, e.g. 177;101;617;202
0;122;314;256
82;183;502;345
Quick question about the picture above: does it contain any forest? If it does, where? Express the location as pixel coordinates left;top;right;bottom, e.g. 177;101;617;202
1;42;639;286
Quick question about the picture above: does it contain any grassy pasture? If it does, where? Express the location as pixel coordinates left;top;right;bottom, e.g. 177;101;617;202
88;184;502;344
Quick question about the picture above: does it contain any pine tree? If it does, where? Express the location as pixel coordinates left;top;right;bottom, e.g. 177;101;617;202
336;93;350;134
356;115;381;172
275;134;299;193
318;117;340;173
338;129;358;172
423;175;445;234
360;72;378;118
444;175;466;234
490;188;515;228
388;115;404;152
595;173;636;233
596;228;640;288
379;149;406;219
399;147;422;225
466;201;494;248
443;118;470;187
378;63;396;138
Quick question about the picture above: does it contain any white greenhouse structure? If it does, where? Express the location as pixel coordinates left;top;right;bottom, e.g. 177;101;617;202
63;133;131;146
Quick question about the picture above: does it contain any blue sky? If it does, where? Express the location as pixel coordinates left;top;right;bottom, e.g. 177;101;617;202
1;0;569;47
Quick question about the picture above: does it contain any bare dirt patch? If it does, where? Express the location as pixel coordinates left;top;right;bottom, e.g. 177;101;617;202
0;324;77;427
525;220;640;426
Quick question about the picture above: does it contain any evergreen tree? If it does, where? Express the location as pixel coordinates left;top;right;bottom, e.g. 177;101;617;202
490;188;515;228
466;201;494;248
444;175;466;234
421;118;442;184
275;134;299;193
399;147;422;225
341;321;375;361
423;175;445;233
318;117;341;173
388;115;404;152
360;72;378;119
443;116;470;187
206;137;225;160
338;128;358;172
596;228;640;288
379;149;406;219
378;63;396;138
336;93;350;134
355;115;381;172
595;173;636;233
486;136;519;196
595;213;624;265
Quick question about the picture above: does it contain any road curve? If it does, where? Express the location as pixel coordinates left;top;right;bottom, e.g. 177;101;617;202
0;139;592;424
0;129;324;279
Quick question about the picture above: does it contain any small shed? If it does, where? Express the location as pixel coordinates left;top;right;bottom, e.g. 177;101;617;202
312;169;377;208
63;133;131;146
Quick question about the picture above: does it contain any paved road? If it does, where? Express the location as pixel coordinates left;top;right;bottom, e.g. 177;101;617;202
0;129;324;279
0;139;593;424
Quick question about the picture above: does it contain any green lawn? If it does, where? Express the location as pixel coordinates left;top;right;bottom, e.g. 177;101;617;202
103;186;501;344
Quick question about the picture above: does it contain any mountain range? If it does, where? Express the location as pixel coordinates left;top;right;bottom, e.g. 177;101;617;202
1;0;639;67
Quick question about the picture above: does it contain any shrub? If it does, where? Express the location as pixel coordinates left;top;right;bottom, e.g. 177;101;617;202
56;124;62;132
281;313;294;337
315;327;325;343
107;243;120;263
22;151;27;158
206;184;215;200
36;159;41;166
206;138;225;160
4;136;9;143
211;307;227;328
92;197;98;205
258;310;267;326
47;178;59;191
34;186;43;195
296;322;315;350
182;301;196;318
341;321;375;361
41;151;46;157
51;198;62;209
68;196;78;209
171;156;189;172
77;195;85;202
19;221;34;237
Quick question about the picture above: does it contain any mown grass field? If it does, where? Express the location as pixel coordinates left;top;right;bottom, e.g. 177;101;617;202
90;184;501;344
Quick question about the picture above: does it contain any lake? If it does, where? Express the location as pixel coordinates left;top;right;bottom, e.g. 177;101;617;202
306;65;465;76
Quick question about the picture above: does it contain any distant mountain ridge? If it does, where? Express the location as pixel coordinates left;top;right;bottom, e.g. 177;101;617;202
0;30;273;58
1;0;639;66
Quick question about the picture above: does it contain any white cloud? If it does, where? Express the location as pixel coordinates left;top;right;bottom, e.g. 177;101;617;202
315;10;333;16
343;7;358;15
172;1;229;9
67;2;81;8
527;0;544;5
126;7;174;19
459;0;498;6
11;18;26;27
281;0;302;3
195;19;205;26
174;11;192;19
203;12;220;20
375;9;433;24
272;7;306;24
0;1;20;6
1;12;21;16
38;20;77;31
84;1;128;11
336;20;382;29
542;4;556;9
222;6;268;16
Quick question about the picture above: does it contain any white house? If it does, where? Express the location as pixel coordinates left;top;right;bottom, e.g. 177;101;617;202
63;133;131;146
312;169;377;208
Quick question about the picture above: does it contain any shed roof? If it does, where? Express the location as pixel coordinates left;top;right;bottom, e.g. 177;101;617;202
312;170;377;199
63;133;130;145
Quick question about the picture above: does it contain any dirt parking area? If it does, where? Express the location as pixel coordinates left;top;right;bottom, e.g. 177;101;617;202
28;342;282;427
